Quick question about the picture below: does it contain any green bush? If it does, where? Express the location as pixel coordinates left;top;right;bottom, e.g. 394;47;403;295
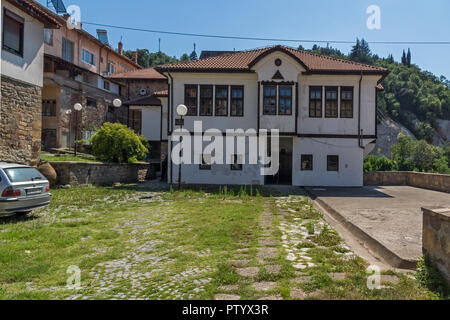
91;122;148;163
364;155;397;172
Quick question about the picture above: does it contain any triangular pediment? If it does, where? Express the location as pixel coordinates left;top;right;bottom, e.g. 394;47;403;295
272;70;284;80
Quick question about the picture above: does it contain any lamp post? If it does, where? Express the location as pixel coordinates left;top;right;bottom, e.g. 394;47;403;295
73;103;83;157
65;110;72;152
176;104;188;191
113;98;122;123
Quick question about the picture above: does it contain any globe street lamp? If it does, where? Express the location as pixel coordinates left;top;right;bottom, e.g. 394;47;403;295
73;103;83;157
176;104;188;191
65;109;72;152
113;98;122;123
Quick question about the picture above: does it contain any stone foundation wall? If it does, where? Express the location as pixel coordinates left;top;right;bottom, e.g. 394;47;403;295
1;75;42;165
49;161;156;186
364;171;450;193
421;207;450;285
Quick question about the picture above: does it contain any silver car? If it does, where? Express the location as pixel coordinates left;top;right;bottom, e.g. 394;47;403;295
0;163;51;216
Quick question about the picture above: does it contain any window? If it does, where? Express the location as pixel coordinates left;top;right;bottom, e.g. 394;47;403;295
2;9;24;56
215;86;228;116
82;49;96;66
107;62;115;74
184;85;198;116
103;81;110;91
86;98;97;108
231;154;243;171
301;155;313;171
325;87;338;118
327;155;339;171
309;86;322;118
200;85;213;116
340;87;354;118
62;37;74;62
42;100;56;117
231;86;244;116
44;29;53;45
199;154;211;170
278;86;292;115
263;85;277;115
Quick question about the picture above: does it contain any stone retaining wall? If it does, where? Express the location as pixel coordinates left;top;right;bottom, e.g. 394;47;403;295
421;207;450;285
1;76;42;166
364;171;450;193
49;162;156;186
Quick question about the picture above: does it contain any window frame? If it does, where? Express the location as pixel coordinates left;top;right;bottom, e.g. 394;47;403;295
82;48;96;66
184;84;198;116
327;155;339;172
301;154;313;171
278;85;293;115
44;28;53;46
86;98;97;108
42;99;56;117
103;81;110;91
263;85;277;115
325;86;339;118
309;86;322;118
230;85;244;117
61;37;74;63
199;85;213;116
340;86;354;118
214;85;228;117
2;8;24;57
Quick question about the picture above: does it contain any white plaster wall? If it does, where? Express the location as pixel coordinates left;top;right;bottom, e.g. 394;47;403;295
170;73;258;132
0;2;45;87
297;74;379;136
292;137;364;187
168;137;264;185
139;106;161;141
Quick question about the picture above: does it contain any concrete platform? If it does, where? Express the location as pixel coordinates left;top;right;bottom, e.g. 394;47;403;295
307;186;450;269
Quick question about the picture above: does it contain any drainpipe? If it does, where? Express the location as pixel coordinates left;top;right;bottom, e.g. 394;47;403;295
167;71;174;184
358;72;364;149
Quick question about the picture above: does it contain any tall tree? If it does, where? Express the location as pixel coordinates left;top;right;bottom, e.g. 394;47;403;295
349;38;373;64
406;48;411;67
401;50;407;65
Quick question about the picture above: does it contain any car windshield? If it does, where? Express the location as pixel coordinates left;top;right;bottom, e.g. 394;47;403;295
4;167;46;183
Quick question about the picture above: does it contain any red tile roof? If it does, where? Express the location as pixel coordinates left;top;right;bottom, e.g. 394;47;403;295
6;0;61;28
156;45;388;75
108;68;166;80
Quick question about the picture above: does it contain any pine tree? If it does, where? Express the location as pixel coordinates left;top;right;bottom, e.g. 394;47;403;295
349;38;373;64
406;48;411;67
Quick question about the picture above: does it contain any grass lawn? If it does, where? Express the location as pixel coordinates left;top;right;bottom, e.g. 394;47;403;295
0;185;442;300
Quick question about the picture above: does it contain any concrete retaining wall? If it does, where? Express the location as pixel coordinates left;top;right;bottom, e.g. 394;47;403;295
422;207;450;285
49;162;155;186
364;171;450;193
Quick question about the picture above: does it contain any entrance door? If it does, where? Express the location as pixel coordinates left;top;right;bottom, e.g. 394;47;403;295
264;137;293;185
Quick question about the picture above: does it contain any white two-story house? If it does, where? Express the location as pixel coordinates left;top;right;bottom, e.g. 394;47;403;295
154;45;388;187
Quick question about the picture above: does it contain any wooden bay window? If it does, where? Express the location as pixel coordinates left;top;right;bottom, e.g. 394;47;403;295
309;86;322;118
325;87;338;118
278;86;292;115
215;86;228;116
200;85;213;116
263;85;277;115
340;87;354;118
184;85;198;116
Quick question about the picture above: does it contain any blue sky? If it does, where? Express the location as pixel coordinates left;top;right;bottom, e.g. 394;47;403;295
40;0;450;78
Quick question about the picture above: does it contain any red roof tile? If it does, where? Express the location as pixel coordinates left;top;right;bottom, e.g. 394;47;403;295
156;45;388;75
108;68;166;80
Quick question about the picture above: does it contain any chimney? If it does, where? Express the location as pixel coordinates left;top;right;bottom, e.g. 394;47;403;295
118;41;123;55
131;51;138;64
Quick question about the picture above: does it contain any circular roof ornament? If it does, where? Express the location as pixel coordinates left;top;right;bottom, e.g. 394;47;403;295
275;58;282;66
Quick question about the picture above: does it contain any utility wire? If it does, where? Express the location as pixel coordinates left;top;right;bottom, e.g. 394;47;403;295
82;21;450;45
